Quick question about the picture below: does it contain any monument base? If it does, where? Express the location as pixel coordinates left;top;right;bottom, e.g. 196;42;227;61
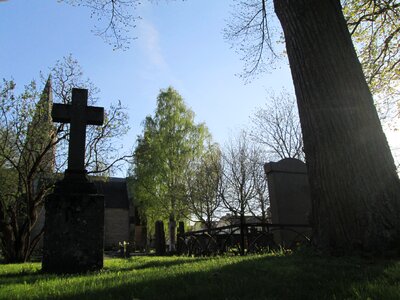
42;174;104;274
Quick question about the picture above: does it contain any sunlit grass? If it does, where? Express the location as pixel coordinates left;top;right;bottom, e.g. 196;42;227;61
0;252;399;299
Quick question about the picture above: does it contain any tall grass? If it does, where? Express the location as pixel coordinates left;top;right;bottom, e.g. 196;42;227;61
0;252;399;299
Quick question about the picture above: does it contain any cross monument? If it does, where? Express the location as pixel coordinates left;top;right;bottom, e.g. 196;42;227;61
43;87;105;274
52;88;104;174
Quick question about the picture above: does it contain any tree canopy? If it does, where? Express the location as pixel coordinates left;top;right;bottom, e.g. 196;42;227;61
343;0;400;125
131;87;209;249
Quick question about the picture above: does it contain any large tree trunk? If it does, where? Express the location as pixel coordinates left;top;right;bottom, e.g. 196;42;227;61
274;0;400;254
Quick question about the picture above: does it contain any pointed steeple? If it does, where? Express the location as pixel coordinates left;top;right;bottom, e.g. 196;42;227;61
39;75;53;122
24;75;56;173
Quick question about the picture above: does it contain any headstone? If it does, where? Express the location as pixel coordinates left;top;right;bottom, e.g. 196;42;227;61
42;88;105;273
154;220;166;256
176;221;185;255
168;216;176;252
264;158;312;247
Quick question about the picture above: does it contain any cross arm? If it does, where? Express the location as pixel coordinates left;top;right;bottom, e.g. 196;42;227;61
52;103;71;123
86;107;104;126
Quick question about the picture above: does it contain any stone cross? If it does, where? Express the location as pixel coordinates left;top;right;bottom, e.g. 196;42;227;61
52;88;104;174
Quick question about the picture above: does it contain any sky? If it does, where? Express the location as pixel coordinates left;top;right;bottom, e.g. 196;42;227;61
1;0;399;174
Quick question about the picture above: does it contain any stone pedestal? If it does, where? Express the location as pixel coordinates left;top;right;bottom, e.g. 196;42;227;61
42;173;104;273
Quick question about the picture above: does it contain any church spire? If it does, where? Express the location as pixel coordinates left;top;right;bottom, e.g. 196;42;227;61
24;75;56;173
39;75;53;122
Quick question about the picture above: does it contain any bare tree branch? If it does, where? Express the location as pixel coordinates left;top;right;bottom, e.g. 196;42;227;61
249;90;304;161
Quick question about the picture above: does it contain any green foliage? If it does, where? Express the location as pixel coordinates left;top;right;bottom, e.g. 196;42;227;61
131;87;209;235
0;254;399;299
0;78;54;262
343;0;400;126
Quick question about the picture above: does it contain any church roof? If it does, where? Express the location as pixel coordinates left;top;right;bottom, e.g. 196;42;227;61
93;177;130;209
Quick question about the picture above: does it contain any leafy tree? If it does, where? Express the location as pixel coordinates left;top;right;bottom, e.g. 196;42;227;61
0;56;130;263
250;90;304;161
0;79;56;263
132;87;208;251
343;0;400;126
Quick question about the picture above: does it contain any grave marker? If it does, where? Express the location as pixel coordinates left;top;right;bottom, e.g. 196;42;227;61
155;220;166;256
264;158;312;247
42;88;105;273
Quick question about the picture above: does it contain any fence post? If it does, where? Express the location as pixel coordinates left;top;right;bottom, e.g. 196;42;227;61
155;220;166;256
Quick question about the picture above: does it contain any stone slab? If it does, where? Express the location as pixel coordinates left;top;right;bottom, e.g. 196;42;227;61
264;158;312;247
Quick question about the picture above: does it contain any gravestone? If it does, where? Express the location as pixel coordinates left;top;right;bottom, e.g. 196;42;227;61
176;221;185;255
154;220;166;256
264;158;312;247
42;88;105;273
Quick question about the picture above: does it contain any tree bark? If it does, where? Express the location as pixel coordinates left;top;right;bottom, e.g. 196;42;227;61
274;0;400;254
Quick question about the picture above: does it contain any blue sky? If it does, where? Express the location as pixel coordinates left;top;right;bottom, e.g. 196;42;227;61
1;0;398;173
1;1;291;139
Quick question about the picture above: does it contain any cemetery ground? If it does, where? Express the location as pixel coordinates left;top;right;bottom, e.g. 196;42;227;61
1;251;399;299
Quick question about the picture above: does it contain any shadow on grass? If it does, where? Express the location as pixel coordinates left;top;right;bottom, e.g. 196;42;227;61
54;253;398;300
132;257;209;270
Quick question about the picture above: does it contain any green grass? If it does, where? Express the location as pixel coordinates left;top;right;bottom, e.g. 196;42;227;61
0;252;399;299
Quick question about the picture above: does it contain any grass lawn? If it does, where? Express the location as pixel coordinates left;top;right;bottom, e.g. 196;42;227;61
0;251;399;300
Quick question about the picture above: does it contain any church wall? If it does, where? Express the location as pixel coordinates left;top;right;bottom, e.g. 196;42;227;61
104;208;130;249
